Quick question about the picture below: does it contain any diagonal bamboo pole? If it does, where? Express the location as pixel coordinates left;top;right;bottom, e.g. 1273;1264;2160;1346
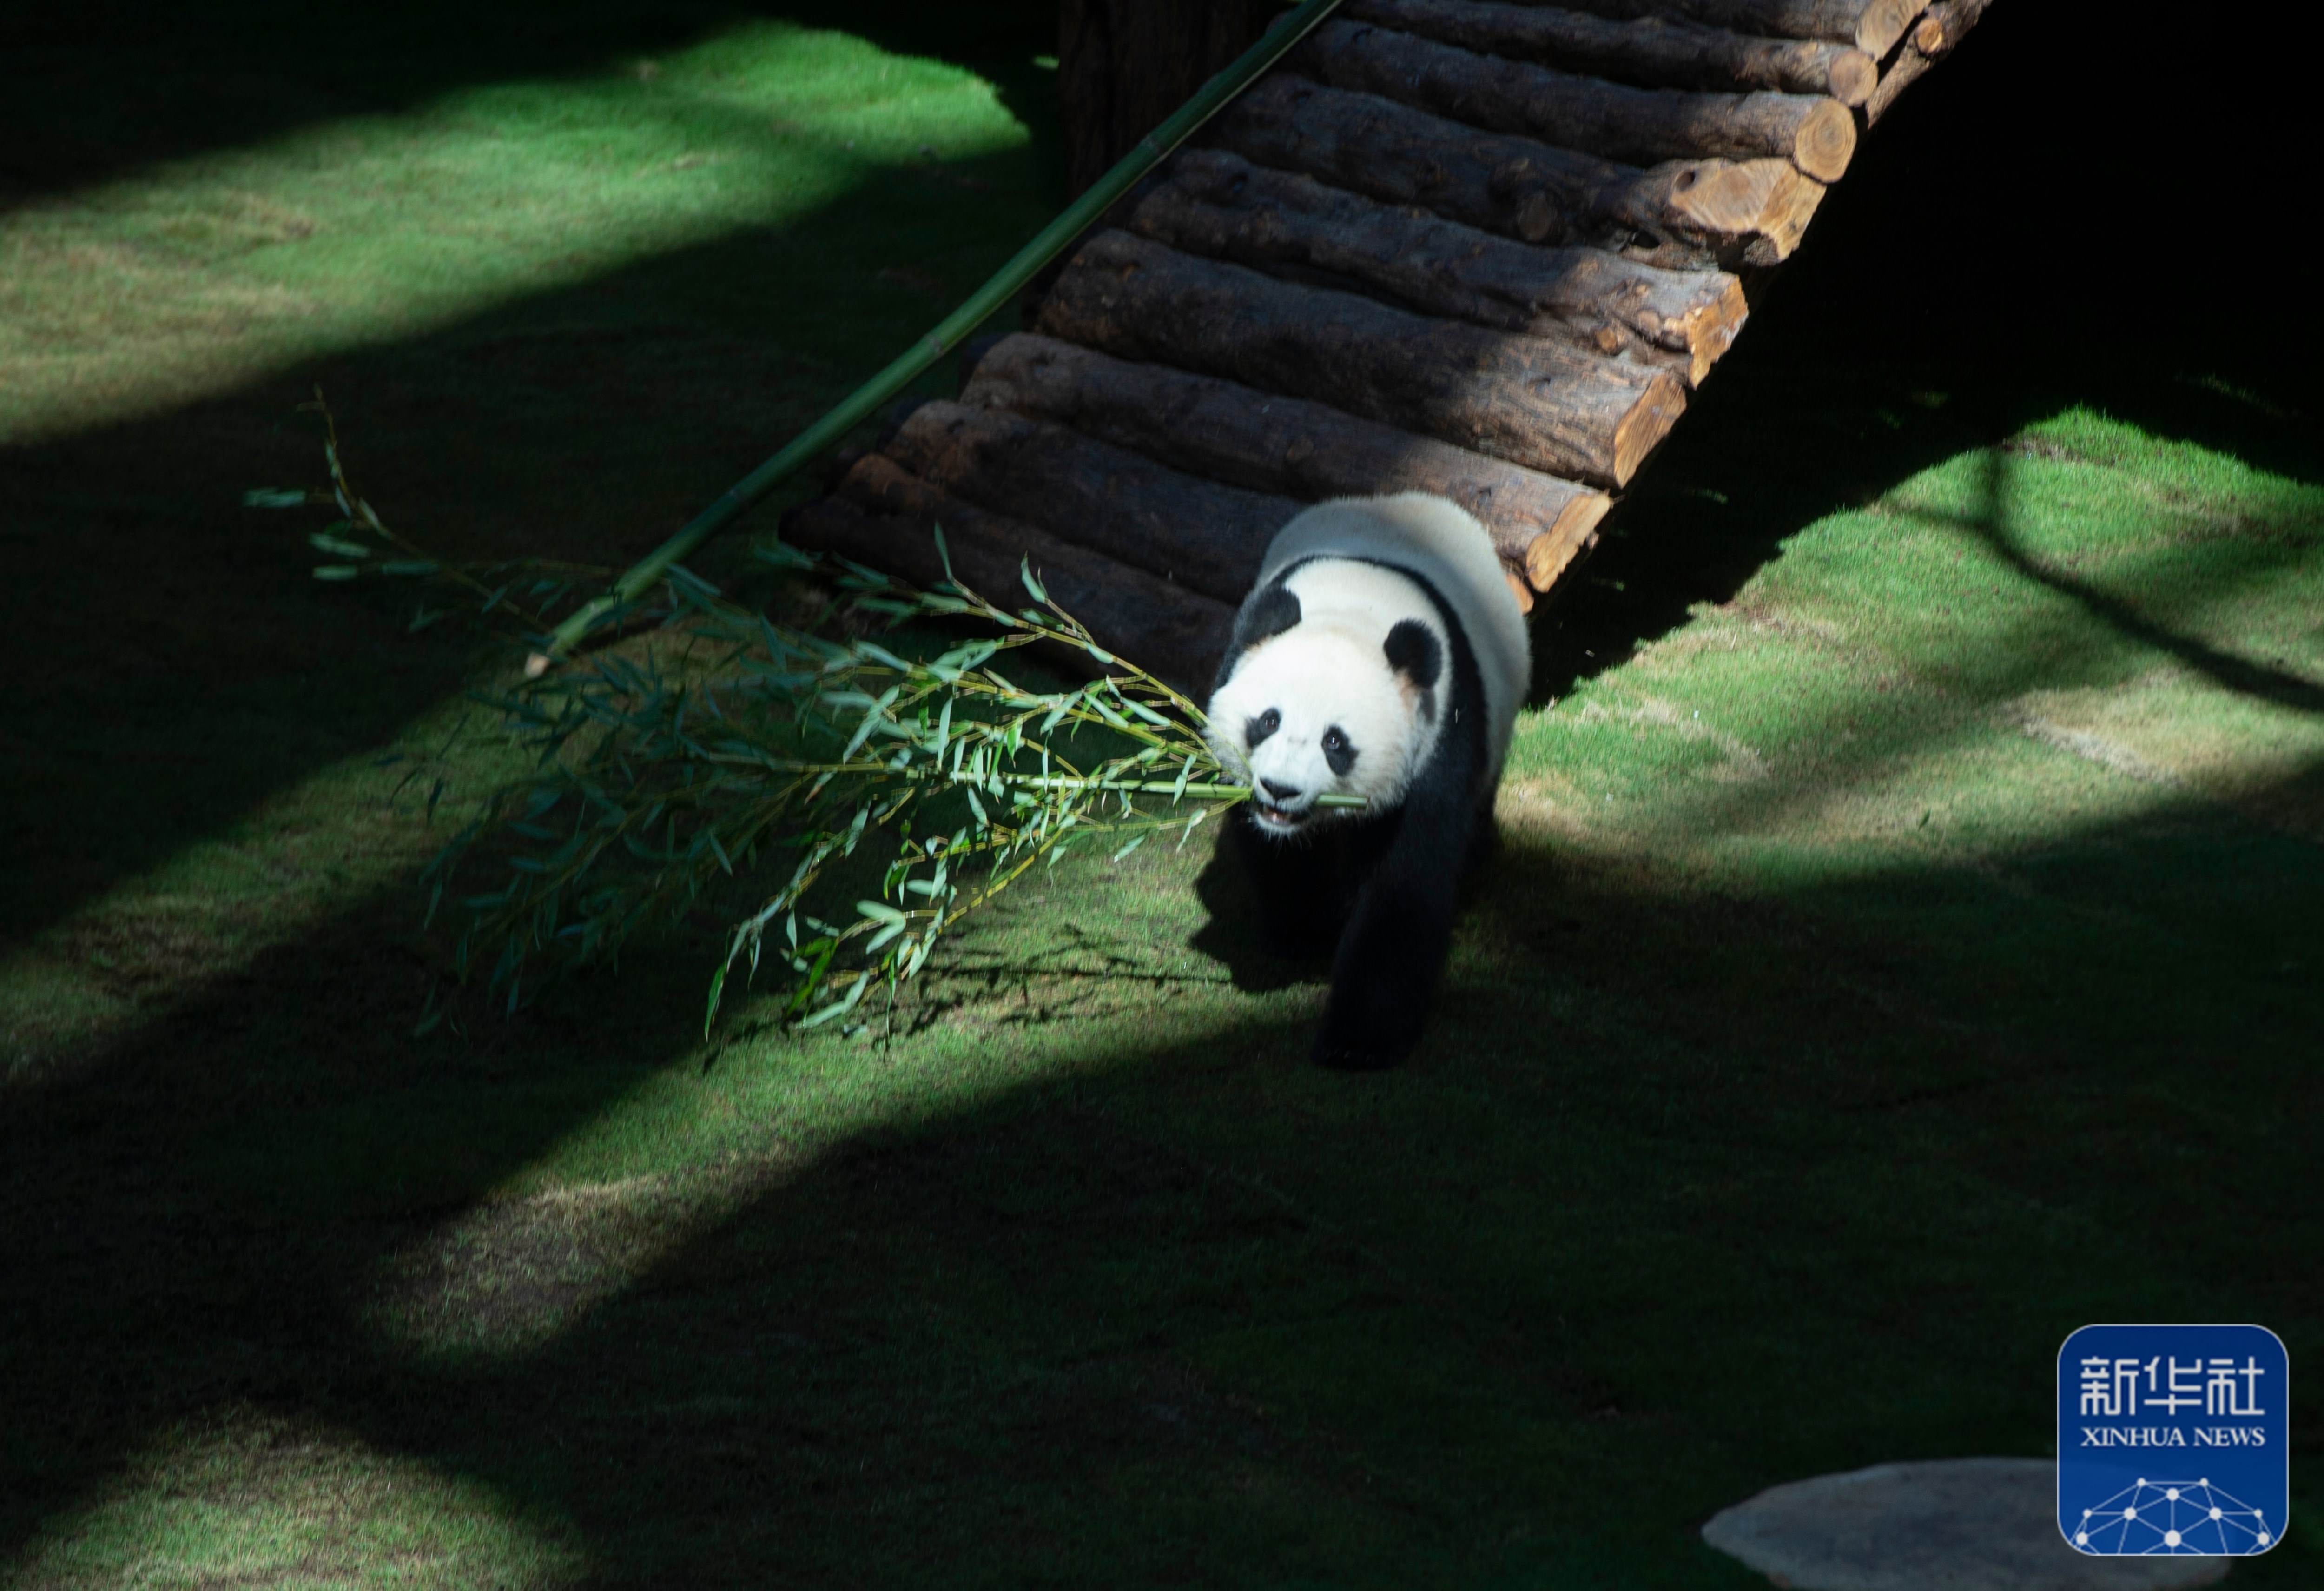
539;0;1347;664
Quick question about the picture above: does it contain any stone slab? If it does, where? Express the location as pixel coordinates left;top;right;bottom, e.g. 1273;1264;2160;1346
1702;1458;2232;1591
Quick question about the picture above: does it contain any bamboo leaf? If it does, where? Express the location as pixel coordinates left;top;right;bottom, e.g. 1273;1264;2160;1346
1020;558;1047;604
798;970;872;1028
841;687;900;761
703;961;729;1037
666;563;723;600
753;539;818;571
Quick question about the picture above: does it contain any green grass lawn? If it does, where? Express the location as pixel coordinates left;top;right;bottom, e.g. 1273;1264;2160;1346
3;4;2318;1587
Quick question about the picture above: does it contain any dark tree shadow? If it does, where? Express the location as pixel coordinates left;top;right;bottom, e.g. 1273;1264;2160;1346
5;738;2317;1579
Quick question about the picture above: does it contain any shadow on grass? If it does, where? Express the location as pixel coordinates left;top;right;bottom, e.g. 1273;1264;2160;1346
2;746;2318;1583
1965;449;2324;717
7;409;2318;1576
0;81;1060;948
4;0;2320;1577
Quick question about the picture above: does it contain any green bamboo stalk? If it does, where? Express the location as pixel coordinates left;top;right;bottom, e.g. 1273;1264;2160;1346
540;0;1346;662
1002;776;1364;804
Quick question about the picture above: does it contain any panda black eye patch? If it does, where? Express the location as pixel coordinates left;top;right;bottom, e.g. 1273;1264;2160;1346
1246;707;1281;747
1321;726;1357;777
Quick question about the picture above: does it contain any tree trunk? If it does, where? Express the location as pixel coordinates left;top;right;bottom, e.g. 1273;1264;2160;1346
1208;75;1824;264
1345;0;1875;103
959;333;1612;587
786;456;1235;689
1294;19;1857;180
1129;148;1746;384
879;399;1296;604
1057;0;1278;197
1505;0;1929;57
1039;230;1684;486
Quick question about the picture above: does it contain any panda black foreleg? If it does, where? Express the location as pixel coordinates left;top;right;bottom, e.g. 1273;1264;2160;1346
1232;811;1349;959
1311;793;1473;1070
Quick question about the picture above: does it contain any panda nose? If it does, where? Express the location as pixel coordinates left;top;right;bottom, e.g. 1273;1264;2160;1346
1260;779;1301;802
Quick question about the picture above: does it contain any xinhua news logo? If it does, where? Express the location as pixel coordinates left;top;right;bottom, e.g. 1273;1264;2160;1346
2057;1324;2288;1557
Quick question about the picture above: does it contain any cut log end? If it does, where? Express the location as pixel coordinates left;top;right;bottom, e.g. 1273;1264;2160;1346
1827;50;1878;106
1526;526;1602;593
1792;98;1857;182
1503;564;1536;615
1856;0;1934;59
1610;371;1687;487
1865;0;1990;125
1663;159;1823;259
1525;490;1613;591
1682;276;1751;384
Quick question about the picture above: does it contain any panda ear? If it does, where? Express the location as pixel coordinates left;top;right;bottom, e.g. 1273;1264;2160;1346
1383;619;1441;690
1234;581;1301;651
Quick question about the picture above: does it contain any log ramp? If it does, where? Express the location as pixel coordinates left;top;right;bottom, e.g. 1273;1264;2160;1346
786;0;1994;689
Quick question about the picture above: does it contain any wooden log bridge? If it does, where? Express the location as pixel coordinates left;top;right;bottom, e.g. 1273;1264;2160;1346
786;0;1993;689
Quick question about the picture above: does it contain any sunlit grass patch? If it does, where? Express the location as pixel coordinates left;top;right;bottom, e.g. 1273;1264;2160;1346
10;1406;581;1590
0;707;497;1087
1505;415;2324;871
0;21;1030;443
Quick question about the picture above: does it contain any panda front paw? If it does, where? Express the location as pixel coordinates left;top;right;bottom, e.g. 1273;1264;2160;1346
1310;1030;1411;1072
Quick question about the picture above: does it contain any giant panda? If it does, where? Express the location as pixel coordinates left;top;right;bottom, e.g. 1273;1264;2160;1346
1205;492;1530;1070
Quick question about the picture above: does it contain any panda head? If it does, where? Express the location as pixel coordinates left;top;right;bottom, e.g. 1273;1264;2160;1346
1205;592;1446;838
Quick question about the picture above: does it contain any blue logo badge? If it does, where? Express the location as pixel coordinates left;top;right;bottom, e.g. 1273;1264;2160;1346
2057;1324;2288;1556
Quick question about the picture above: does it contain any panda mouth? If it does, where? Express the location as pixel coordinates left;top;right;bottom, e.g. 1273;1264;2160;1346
1250;799;1309;832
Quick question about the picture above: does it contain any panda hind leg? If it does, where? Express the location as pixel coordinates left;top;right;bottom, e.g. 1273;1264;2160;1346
1463;805;1502;877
